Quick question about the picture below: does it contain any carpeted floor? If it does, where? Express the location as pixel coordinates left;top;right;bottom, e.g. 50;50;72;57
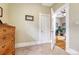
15;43;69;55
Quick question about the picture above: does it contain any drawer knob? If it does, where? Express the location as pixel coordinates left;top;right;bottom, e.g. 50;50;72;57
2;45;5;48
3;29;6;32
3;37;6;40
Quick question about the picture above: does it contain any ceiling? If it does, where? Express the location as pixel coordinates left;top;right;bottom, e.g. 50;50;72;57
41;3;54;7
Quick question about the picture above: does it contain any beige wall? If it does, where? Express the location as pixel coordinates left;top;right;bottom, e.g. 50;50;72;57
0;3;8;23
69;3;79;52
8;3;50;43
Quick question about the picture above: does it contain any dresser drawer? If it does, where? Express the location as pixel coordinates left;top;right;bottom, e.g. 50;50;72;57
0;27;15;34
0;40;15;55
0;34;14;44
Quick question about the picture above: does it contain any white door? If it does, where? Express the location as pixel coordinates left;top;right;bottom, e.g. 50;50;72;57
39;14;50;43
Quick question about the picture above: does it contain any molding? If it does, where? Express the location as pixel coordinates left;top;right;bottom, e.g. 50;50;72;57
57;47;79;55
66;48;79;55
52;4;70;50
16;40;79;55
65;3;70;50
51;8;56;49
15;40;51;48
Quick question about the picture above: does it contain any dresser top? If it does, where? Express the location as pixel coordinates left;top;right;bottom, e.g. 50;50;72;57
0;24;15;28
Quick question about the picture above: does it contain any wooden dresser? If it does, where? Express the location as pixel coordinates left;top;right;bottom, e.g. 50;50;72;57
0;24;15;55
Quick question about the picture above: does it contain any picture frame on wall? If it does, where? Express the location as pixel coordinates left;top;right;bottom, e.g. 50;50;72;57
25;15;34;21
0;7;3;17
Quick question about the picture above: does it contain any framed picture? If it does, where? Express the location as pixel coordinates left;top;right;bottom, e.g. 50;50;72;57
0;7;3;17
25;15;34;21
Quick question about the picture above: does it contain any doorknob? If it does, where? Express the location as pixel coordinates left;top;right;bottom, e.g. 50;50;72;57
41;30;43;32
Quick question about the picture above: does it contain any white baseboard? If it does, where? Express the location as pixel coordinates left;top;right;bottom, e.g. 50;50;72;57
16;40;79;55
15;40;51;48
66;48;79;55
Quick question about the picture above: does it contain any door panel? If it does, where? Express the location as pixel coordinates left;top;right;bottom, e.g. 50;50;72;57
39;14;50;42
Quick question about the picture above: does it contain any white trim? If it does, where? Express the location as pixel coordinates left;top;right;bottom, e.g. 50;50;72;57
50;8;56;49
56;46;79;55
65;4;70;50
15;40;51;48
66;48;79;55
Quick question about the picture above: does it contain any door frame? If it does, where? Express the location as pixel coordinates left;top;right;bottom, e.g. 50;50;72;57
51;4;70;51
50;8;56;49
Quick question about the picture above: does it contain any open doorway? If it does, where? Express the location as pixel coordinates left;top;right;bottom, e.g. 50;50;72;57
56;16;66;50
51;4;69;51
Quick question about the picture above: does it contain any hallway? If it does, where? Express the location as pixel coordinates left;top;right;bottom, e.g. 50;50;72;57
16;43;69;55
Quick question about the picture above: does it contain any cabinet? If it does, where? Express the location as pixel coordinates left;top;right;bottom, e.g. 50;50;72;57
0;24;15;55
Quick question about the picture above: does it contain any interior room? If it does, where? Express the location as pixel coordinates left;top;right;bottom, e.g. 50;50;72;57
56;16;66;50
0;3;79;55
